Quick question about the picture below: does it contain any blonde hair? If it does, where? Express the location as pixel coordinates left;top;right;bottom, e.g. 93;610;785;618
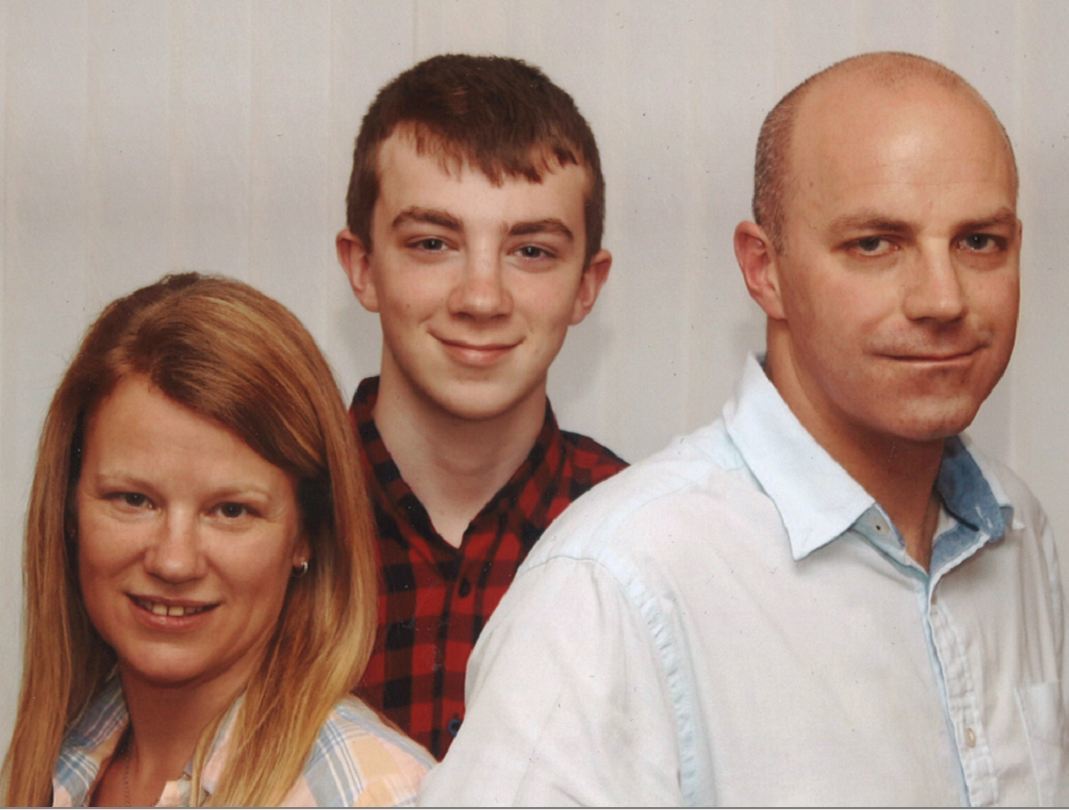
3;273;377;806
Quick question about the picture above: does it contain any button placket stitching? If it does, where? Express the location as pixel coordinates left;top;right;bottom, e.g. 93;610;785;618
928;594;998;805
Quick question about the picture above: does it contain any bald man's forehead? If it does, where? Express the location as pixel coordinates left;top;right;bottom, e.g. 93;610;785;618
794;67;983;135
782;74;1017;225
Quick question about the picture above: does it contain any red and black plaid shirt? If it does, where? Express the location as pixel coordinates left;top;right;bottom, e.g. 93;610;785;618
350;377;626;759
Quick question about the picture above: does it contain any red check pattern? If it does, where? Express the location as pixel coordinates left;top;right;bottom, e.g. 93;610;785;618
350;377;626;759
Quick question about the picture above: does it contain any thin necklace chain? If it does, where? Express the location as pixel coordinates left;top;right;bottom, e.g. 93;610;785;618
120;729;133;807
123;753;132;806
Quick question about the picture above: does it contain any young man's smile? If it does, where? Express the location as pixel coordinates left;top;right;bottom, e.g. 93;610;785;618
341;130;610;423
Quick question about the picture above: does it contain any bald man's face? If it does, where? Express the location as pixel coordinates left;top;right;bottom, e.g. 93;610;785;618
769;76;1020;447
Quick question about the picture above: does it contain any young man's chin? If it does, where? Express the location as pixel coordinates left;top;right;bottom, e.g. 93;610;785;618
421;378;545;424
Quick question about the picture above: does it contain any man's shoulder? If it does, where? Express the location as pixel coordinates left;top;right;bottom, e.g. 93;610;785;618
526;419;770;569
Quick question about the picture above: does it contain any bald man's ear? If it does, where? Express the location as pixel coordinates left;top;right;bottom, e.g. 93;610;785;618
734;221;785;321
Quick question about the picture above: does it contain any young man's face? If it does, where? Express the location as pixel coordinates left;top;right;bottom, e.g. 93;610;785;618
765;77;1020;449
339;132;610;423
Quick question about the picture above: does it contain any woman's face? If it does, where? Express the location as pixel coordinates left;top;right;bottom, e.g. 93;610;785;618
76;374;307;698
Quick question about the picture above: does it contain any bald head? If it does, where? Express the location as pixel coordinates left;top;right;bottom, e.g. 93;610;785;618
752;52;1018;252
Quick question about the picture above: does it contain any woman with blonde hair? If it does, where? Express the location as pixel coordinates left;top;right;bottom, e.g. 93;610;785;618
3;272;431;806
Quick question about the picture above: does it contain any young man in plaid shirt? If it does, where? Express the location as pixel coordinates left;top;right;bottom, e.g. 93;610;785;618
335;54;626;759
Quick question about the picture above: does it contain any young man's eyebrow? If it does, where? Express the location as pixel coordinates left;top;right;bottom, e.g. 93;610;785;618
508;219;574;240
391;207;462;231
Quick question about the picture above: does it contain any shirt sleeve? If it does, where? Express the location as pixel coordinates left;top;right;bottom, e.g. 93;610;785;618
1023;483;1067;684
419;553;683;806
1041;509;1068;685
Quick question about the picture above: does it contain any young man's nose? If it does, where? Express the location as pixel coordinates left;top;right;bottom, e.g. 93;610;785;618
448;253;513;318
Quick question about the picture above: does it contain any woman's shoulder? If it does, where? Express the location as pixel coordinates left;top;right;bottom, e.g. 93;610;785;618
282;695;434;807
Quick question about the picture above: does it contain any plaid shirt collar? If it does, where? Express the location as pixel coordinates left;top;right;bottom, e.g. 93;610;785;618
53;678;239;807
352;376;569;552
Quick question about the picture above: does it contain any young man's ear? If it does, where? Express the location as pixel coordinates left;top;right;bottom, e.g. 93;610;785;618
570;249;612;325
733;221;785;321
336;229;379;313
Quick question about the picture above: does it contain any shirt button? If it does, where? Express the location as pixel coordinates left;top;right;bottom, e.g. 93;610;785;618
447;715;463;736
965;727;977;748
458;578;472;597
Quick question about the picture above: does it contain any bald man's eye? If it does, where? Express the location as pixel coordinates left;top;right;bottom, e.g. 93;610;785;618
958;233;1005;254
848;236;896;257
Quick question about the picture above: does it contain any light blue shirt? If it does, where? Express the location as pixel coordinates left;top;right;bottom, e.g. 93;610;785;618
423;354;1067;806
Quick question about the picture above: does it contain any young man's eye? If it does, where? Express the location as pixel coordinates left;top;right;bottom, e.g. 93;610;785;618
412;237;447;252
515;245;553;260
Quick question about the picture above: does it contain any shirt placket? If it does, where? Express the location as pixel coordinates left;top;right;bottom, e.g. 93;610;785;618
436;520;496;750
926;584;998;805
441;555;472;744
856;507;998;805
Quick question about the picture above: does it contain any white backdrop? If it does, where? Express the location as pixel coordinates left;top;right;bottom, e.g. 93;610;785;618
2;0;1066;751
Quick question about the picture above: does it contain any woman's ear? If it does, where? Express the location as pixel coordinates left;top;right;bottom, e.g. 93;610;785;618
291;530;311;574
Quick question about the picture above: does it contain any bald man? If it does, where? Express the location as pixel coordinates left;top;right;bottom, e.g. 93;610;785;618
421;52;1067;806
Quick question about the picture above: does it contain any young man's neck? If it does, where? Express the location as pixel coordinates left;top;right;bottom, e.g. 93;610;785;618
373;373;548;548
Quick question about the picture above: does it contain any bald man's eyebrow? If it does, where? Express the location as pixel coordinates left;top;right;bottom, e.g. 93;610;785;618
957;208;1018;232
827;213;915;236
392;207;462;231
508;219;574;241
827;207;1019;238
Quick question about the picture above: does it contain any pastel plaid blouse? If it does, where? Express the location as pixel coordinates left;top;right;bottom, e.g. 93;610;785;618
52;678;432;806
351;376;626;759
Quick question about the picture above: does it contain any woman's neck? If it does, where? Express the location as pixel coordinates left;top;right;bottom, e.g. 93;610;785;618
113;667;247;805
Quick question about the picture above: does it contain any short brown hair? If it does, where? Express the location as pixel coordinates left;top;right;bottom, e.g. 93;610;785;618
3;273;377;805
345;53;605;264
752;51;1018;251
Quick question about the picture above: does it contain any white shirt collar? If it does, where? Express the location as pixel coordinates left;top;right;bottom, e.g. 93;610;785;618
723;354;875;561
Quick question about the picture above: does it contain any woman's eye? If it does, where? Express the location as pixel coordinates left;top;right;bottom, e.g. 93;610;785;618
117;492;150;509
217;502;248;519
